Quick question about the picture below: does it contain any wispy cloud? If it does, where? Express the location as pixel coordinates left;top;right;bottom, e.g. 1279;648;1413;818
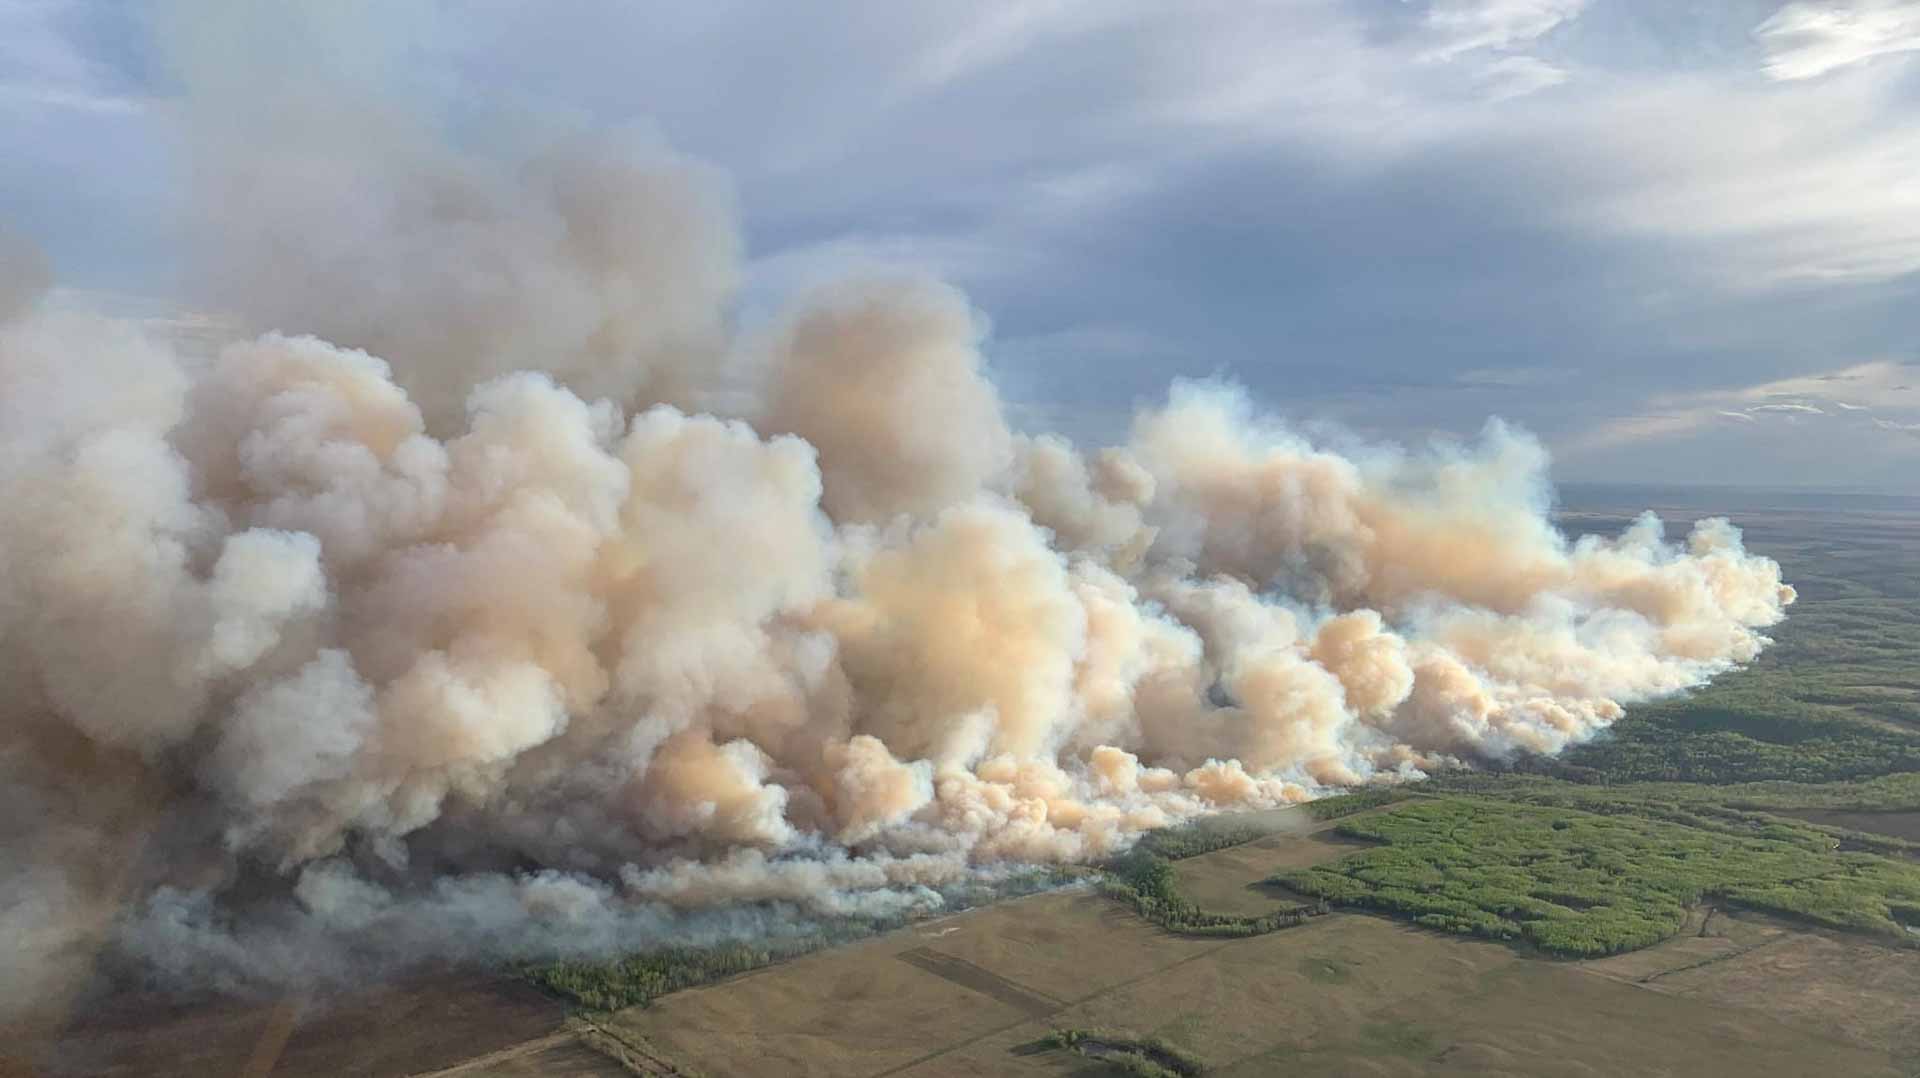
0;83;143;114
1420;0;1590;61
1757;0;1920;80
1474;54;1571;100
1412;0;1587;101
1570;361;1920;452
1454;366;1578;389
1555;67;1920;285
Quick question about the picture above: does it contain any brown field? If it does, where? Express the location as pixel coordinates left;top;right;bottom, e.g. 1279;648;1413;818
611;897;1903;1078
1779;809;1920;843
1584;907;1920;1063
29;807;1918;1077
25;974;624;1078
1169;819;1370;916
607;823;1912;1078
445;1035;630;1077
1573;904;1786;984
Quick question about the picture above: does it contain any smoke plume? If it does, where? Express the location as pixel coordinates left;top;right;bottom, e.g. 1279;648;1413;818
0;3;1794;1032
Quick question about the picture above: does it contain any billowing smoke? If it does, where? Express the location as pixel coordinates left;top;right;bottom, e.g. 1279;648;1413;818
0;3;1794;1032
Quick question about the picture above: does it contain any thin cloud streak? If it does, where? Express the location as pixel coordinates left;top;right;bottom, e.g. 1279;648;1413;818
1757;0;1920;80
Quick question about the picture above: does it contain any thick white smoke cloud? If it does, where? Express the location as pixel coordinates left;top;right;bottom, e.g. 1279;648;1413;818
0;3;1795;1030
168;0;742;433
0;283;1796;1019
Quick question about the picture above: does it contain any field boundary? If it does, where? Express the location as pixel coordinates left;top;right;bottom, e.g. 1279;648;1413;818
895;948;1065;1017
402;1031;576;1077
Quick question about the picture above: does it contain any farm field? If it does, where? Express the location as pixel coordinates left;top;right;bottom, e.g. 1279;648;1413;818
26;974;603;1078
1779;809;1920;844
603;817;1906;1077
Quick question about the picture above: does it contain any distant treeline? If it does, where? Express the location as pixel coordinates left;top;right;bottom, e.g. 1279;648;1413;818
1515;703;1920;786
522;934;863;1012
1302;787;1414;820
1102;823;1328;938
1130;820;1271;860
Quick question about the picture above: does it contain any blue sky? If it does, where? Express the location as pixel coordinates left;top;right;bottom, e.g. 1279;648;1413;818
5;0;1920;490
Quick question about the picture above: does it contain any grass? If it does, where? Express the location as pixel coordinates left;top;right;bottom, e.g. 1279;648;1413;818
1298;956;1351;984
1358;1019;1435;1059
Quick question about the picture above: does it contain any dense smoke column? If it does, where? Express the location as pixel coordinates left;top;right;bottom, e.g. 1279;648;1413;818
0;261;1793;1018
0;2;1795;1026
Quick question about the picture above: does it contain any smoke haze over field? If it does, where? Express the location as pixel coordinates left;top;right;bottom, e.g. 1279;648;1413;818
0;1;1795;1030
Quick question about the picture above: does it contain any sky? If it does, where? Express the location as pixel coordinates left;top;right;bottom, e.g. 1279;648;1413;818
4;0;1920;491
